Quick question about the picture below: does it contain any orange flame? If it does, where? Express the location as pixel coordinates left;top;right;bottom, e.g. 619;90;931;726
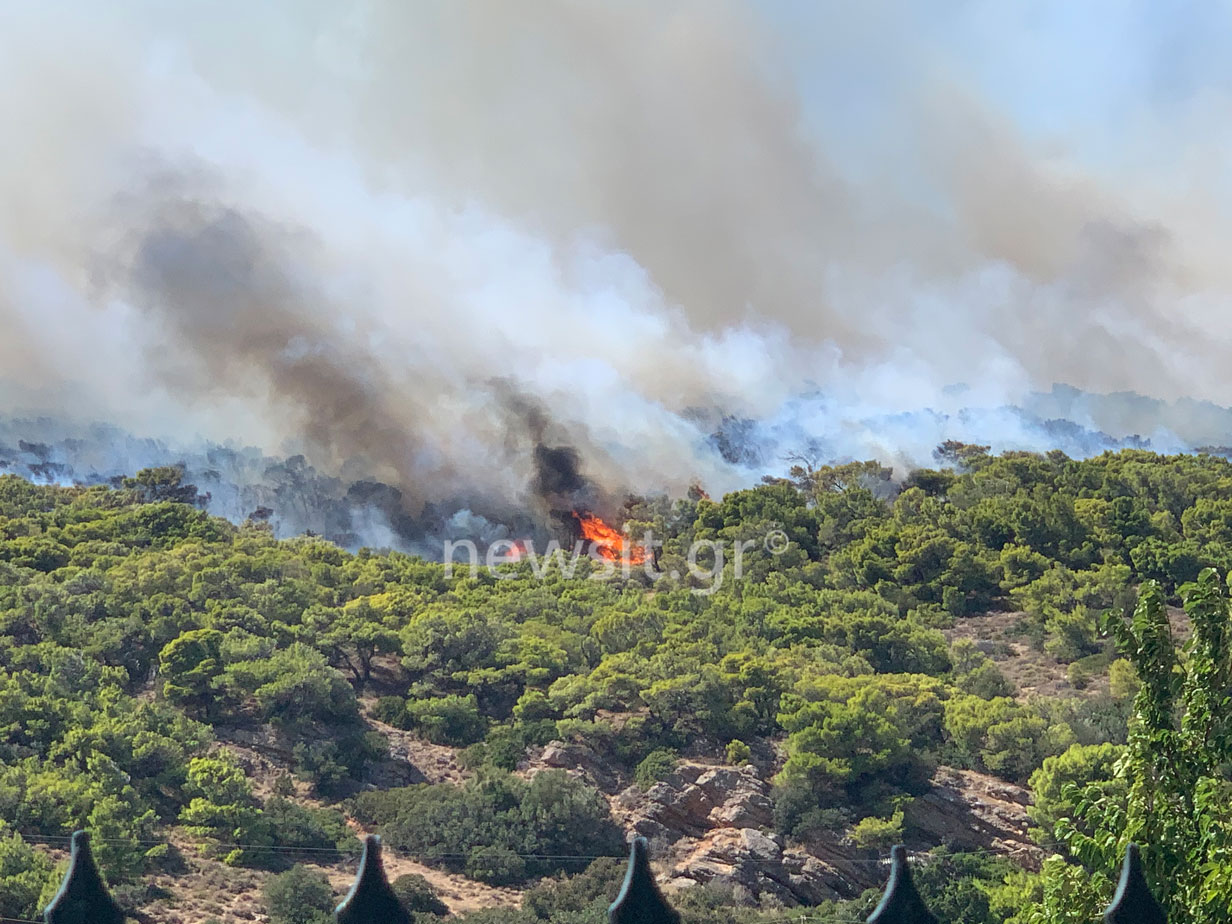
574;511;646;565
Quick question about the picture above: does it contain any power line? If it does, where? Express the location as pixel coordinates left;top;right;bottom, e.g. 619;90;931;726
15;830;1035;866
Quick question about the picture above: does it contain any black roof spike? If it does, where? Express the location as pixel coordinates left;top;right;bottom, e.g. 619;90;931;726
335;834;412;924
609;837;681;924
867;845;938;924
1104;844;1167;924
43;830;124;924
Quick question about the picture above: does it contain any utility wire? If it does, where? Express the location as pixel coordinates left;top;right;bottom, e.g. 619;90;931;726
17;830;1032;865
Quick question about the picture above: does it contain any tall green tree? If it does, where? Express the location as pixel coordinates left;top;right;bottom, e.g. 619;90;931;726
1037;570;1232;923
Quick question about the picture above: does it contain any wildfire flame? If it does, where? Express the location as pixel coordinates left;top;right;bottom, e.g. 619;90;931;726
574;511;646;565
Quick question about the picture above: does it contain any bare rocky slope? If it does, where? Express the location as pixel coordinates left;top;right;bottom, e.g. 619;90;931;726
529;741;1038;907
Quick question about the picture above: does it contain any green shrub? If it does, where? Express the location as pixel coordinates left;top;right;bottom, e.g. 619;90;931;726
1066;661;1092;690
465;845;527;885
264;797;354;854
179;754;273;866
0;825;56;921
513;690;557;723
1027;742;1126;847
1107;658;1140;700
771;777;854;838
849;810;903;848
523;857;624;918
483;726;527;770
390;873;449;915
779;676;940;810
264;865;334;924
951;641;1014;698
373;695;413;729
293;731;388;796
958;660;1015;698
943;694;1074;783
350;770;622;885
670;880;752;924
407;694;487;746
461;727;525;772
634;749;679;789
725;739;751;765
911;848;1014;924
1043;606;1100;662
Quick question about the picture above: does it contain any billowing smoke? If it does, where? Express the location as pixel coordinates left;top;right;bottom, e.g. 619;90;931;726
3;1;1232;549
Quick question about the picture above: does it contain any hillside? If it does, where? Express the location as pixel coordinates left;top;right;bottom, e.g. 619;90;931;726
3;447;1231;923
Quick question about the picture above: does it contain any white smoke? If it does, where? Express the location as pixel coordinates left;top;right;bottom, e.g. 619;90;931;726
2;0;1232;533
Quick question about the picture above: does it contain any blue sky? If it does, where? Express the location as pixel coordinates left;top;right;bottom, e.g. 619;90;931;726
763;0;1232;183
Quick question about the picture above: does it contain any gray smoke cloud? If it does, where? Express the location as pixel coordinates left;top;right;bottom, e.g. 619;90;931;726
2;0;1232;541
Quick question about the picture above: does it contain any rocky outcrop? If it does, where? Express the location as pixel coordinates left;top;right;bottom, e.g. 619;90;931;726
664;827;863;906
529;745;1040;908
616;763;774;839
537;740;624;792
610;762;860;906
362;713;468;787
903;767;1042;869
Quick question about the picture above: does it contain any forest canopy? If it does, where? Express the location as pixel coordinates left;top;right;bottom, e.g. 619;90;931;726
4;447;1232;920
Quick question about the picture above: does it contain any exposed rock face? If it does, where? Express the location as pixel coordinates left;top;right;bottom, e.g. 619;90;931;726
665;828;857;906
530;745;1040;908
537;740;623;792
618;764;774;839
903;767;1041;870
363;713;467;786
610;762;859;906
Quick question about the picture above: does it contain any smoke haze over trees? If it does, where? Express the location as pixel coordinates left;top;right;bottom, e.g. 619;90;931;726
5;2;1232;535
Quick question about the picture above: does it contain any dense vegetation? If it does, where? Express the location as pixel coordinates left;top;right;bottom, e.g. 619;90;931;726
5;447;1232;919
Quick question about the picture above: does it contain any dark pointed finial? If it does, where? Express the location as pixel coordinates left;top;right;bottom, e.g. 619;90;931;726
1104;844;1167;924
867;846;938;924
43;831;124;924
335;835;411;924
609;837;681;924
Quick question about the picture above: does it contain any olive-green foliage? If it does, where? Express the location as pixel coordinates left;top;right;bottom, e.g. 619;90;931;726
3;449;1230;886
1025;570;1232;923
911;848;1015;924
263;864;335;924
725;739;752;765
848;810;903;848
634;748;679;789
522;856;623;919
461;724;547;772
950;639;1015;698
0;822;56;920
943;694;1074;782
178;753;272;866
159;628;224;716
293;730;389;796
351;770;623;885
406;694;488;746
777;674;942;815
1107;657;1141;699
771;775;856;839
671;881;769;924
391;873;450;916
263;796;356;855
1027;742;1126;847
